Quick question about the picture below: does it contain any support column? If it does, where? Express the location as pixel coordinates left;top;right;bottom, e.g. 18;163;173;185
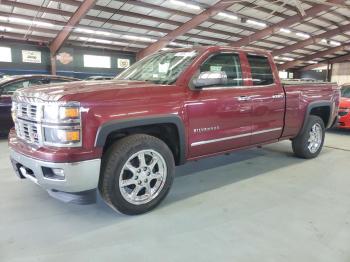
50;53;57;75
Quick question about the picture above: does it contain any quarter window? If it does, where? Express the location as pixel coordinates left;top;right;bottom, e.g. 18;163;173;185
200;53;243;87
247;55;274;86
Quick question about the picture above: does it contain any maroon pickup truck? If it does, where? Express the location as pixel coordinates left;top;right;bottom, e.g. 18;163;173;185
9;46;339;215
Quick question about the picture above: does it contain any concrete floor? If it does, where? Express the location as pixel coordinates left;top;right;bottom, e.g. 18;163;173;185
1;129;350;262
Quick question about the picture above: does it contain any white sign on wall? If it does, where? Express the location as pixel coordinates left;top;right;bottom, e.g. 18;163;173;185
118;58;130;69
22;50;42;63
0;47;12;62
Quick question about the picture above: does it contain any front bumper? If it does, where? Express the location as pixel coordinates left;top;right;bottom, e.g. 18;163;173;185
10;149;101;204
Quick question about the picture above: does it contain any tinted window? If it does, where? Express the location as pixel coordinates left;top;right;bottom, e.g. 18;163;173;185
49;78;72;84
1;80;30;95
247;55;274;86
200;53;243;87
341;86;350;98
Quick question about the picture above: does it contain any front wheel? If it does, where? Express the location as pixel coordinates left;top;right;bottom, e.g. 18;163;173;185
292;115;325;159
99;134;175;215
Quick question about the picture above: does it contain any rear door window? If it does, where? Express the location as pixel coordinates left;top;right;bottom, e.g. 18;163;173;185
247;55;274;86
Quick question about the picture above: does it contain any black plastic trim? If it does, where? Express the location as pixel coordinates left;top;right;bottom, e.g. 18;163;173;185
95;115;187;165
47;189;97;205
300;101;334;134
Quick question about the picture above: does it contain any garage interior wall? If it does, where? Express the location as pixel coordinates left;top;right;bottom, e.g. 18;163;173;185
331;63;350;85
0;40;136;79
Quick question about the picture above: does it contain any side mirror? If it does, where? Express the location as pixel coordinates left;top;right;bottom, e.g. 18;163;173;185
193;71;227;88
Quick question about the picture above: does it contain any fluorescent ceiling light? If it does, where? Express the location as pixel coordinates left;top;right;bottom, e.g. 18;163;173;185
169;42;192;47
307;61;318;64
76;28;111;36
274;56;280;59
8;17;54;27
330;40;341;46
280;28;291;33
281;57;294;61
123;35;155;42
296;32;310;38
247;19;266;27
0;26;11;31
79;37;112;44
0;16;8;21
170;0;201;10
218;12;238;20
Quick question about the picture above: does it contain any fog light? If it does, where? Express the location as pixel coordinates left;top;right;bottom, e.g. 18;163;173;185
52;168;65;178
42;167;65;180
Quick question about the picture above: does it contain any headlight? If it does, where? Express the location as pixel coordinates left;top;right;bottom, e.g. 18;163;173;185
44;102;80;122
42;102;82;147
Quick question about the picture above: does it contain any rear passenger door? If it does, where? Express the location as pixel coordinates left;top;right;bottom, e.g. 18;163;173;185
187;52;254;158
246;54;285;144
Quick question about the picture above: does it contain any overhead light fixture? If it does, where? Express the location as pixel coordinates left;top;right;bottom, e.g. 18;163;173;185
321;39;341;46
170;0;201;10
217;12;238;20
123;35;155;42
280;28;291;33
296;32;310;38
247;19;266;27
0;26;11;31
76;28;111;36
0;16;8;22
79;37;112;44
281;57;294;61
307;61;318;64
9;17;54;27
274;56;280;59
169;42;192;47
330;40;341;46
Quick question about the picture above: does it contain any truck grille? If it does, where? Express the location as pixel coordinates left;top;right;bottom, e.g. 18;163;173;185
12;97;43;146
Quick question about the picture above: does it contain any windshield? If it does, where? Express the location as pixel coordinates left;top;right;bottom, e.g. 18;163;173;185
116;50;198;84
341;86;350;98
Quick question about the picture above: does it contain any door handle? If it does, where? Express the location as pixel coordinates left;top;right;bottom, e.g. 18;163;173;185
237;96;251;101
272;94;284;99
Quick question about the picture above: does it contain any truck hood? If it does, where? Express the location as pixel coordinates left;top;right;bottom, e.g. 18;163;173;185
14;80;164;102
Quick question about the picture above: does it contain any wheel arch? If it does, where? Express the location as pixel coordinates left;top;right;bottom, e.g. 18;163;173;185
301;101;334;133
95;115;187;165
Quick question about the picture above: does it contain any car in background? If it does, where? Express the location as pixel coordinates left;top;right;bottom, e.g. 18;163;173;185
86;76;114;81
338;84;350;129
0;75;79;135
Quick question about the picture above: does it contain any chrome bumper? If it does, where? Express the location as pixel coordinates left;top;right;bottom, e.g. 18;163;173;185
10;149;101;193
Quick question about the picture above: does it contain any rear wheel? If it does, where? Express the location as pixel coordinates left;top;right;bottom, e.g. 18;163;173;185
99;134;175;215
292;115;325;159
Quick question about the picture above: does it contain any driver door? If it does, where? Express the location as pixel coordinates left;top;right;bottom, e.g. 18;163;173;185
186;52;254;158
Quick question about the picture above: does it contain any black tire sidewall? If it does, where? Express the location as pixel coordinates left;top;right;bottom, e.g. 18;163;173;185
101;135;175;215
294;115;325;159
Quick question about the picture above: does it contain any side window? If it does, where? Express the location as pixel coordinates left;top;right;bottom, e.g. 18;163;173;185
29;78;45;86
247;55;274;86
49;79;71;84
1;80;30;95
200;53;243;87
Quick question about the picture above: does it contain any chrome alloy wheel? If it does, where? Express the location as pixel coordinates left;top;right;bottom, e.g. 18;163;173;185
308;123;322;154
119;149;167;205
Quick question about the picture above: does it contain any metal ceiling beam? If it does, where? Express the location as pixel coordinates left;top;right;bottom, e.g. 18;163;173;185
50;0;97;55
273;22;350;56
279;44;350;70
230;0;345;47
300;52;350;71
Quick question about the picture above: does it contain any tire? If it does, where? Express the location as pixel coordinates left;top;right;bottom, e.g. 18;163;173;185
292;115;325;159
99;134;175;215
